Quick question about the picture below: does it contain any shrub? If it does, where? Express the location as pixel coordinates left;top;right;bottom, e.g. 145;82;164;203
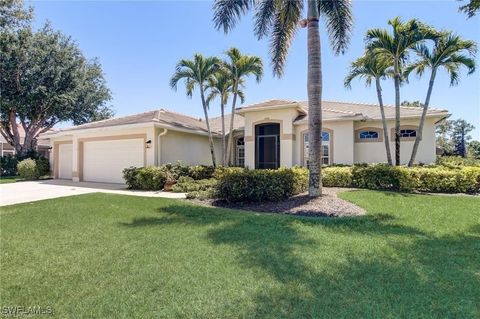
351;164;416;192
413;166;480;193
436;156;480;168
16;157;51;180
322;167;352;187
122;166;167;190
215;167;308;202
171;176;218;199
188;165;216;180
17;159;38;180
35;157;50;177
1;155;18;176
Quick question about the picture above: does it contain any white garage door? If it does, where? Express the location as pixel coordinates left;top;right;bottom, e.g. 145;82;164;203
83;139;144;183
58;144;73;179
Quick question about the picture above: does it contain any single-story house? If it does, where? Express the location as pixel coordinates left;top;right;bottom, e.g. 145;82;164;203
41;99;449;184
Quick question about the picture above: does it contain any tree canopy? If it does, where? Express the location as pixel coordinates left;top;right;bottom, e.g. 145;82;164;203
0;2;112;155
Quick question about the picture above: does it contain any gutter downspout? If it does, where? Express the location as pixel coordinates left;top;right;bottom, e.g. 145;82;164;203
157;128;168;166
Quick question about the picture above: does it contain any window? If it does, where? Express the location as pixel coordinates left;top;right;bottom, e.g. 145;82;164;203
359;131;379;139
236;138;245;167
400;129;416;138
303;131;330;166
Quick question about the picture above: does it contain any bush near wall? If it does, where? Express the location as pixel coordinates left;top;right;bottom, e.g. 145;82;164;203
16;157;50;180
215;167;308;202
122;163;216;191
1;155;18;176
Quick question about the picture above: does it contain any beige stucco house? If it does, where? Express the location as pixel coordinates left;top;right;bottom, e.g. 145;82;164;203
41;99;449;184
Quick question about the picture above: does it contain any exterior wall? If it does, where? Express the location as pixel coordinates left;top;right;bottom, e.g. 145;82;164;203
157;128;222;166
354;118;437;164
242;108;299;168
294;121;355;165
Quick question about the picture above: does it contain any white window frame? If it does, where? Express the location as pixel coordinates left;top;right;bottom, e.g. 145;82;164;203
303;132;330;166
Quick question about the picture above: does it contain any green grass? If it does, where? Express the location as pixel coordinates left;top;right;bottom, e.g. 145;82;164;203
0;176;20;184
1;191;479;318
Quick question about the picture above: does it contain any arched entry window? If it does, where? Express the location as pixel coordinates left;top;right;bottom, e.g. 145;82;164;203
303;131;330;166
255;123;280;169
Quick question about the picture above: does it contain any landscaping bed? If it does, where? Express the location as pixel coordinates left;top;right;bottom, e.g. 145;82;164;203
191;187;365;217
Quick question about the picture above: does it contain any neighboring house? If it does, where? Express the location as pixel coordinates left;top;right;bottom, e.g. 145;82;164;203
40;99;449;184
0;124;52;158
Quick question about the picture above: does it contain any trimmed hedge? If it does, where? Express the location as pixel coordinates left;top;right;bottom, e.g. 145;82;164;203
215;167;308;202
323;164;480;194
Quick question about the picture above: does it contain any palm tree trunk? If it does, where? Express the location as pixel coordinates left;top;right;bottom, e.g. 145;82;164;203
226;84;238;166
375;78;393;165
394;69;401;166
220;99;226;166
200;88;217;167
307;0;322;197
408;69;436;166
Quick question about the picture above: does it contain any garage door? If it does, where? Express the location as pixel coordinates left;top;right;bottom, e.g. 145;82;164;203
83;139;144;183
58;144;73;179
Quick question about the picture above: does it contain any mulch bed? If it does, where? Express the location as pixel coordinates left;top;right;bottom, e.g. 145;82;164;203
189;187;365;218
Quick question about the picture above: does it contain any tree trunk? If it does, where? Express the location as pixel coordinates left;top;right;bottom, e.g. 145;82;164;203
200;88;217;167
375;78;393;165
394;68;401;166
307;0;322;197
226;84;238;166
408;69;436;166
220;99;226;166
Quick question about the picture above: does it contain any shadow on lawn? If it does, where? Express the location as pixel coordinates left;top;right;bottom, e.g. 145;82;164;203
120;204;479;318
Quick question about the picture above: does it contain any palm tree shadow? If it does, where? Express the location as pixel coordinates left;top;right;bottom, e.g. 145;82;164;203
118;203;479;317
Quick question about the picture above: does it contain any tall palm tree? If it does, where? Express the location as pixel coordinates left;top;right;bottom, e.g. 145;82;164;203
213;0;353;197
345;52;393;165
405;32;476;166
223;48;263;166
206;70;245;165
366;17;434;166
170;54;221;167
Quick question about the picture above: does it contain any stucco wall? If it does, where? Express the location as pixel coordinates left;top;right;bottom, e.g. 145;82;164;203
354;118;437;164
158;128;221;166
294;121;355;165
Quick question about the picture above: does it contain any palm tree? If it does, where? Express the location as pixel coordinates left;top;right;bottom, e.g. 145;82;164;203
213;0;353;197
223;48;263;166
366;17;435;166
405;32;476;166
206;69;245;165
345;52;393;165
170;54;221;167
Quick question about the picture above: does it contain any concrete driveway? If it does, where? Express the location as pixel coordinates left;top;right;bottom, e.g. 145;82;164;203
0;179;185;206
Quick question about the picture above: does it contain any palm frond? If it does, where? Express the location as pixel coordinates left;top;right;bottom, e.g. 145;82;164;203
254;0;278;39
213;0;253;34
270;0;302;77
318;0;353;55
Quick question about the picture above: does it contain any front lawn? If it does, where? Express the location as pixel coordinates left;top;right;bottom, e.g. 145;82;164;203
1;192;479;318
0;176;20;184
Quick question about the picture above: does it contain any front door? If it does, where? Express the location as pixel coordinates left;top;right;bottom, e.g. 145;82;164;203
255;123;280;169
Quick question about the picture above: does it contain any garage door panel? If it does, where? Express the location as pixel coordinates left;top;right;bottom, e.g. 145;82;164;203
83;138;144;183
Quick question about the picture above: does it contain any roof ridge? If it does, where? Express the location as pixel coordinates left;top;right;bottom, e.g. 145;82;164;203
62;109;157;130
322;107;359;115
158;108;203;122
241;98;298;108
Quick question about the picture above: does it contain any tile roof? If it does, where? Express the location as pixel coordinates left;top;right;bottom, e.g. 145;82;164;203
42;99;449;137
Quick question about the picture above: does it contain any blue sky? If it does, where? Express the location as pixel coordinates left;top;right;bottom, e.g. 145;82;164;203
31;0;480;139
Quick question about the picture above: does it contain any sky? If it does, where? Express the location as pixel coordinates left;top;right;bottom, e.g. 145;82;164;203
30;0;480;139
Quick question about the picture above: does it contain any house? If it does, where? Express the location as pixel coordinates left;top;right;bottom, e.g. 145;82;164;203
40;99;449;184
0;124;52;158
